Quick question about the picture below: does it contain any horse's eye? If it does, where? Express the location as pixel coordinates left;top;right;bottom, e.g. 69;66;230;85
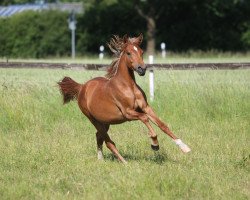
126;52;131;56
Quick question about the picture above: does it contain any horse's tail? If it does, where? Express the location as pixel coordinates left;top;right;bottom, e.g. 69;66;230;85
58;76;82;104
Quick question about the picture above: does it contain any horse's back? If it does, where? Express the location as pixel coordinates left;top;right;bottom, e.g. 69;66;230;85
78;76;108;108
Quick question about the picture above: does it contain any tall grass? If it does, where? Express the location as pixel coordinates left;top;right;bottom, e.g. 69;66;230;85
0;68;249;199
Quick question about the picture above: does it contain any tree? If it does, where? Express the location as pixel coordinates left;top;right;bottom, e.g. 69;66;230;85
81;0;161;55
133;0;160;55
77;0;145;53
0;10;70;58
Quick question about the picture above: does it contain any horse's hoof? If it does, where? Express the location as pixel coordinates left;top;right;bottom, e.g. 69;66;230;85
151;144;160;151
174;139;191;153
123;160;128;165
181;145;191;153
120;158;128;164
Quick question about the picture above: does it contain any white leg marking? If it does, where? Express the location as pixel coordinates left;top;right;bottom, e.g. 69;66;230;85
151;140;159;146
174;139;191;153
97;149;104;160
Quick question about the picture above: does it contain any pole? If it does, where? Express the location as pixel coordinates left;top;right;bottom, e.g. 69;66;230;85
161;42;166;58
72;28;75;59
149;55;154;102
99;45;104;60
149;69;154;102
68;10;76;60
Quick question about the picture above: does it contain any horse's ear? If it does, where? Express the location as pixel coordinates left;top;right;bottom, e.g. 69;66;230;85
123;34;128;43
135;33;143;45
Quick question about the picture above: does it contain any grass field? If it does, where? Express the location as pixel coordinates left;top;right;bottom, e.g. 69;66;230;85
0;68;249;199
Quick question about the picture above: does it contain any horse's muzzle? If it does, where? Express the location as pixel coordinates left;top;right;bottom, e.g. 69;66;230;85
137;66;146;76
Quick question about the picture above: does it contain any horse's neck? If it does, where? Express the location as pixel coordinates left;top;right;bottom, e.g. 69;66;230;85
115;59;136;87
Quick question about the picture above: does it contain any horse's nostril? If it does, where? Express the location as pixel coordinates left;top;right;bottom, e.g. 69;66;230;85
137;67;144;73
137;66;146;76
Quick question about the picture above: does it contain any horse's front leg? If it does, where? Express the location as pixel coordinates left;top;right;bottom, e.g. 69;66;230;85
144;106;191;153
125;109;159;150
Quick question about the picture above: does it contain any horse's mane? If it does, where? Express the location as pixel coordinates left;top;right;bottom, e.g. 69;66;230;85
105;58;120;79
105;35;142;79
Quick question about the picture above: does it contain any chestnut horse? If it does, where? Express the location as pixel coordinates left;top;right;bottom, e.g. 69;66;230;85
58;34;190;163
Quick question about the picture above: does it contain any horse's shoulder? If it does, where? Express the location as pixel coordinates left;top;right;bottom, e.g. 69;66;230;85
134;83;147;103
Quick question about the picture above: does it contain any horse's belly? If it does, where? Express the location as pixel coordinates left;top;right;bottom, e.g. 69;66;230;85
89;103;126;124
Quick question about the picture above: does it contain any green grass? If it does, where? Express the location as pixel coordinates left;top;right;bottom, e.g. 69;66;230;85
0;68;249;199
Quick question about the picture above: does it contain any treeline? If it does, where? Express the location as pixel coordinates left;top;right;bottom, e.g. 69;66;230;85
0;11;71;58
0;0;249;58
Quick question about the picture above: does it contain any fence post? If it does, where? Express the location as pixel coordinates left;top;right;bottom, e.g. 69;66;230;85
161;42;166;58
149;55;154;102
68;11;76;59
99;45;104;60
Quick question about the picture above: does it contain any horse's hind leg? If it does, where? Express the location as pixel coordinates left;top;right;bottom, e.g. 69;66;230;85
96;131;104;160
92;119;127;164
103;133;127;164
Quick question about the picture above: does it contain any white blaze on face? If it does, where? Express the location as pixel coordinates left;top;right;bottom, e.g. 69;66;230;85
133;46;138;52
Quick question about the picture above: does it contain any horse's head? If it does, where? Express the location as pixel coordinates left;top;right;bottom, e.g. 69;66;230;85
123;34;146;76
106;34;146;78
